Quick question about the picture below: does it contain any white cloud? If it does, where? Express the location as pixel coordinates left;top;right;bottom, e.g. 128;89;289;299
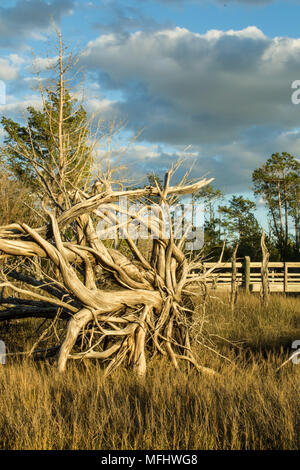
80;25;300;190
28;56;59;72
0;58;20;81
85;97;118;120
0;0;75;48
0;94;42;116
8;54;25;67
82;26;300;139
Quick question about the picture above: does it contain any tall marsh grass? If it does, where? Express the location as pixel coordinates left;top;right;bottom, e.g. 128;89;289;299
0;293;299;450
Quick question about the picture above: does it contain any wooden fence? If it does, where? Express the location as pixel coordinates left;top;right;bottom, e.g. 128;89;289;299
201;258;300;293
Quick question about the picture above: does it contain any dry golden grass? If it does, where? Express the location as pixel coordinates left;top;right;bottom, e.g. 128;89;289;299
0;293;299;450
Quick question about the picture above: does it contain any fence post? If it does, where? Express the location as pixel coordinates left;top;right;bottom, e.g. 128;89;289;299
0;340;5;365
260;230;270;305
244;256;251;293
230;244;239;311
284;263;288;293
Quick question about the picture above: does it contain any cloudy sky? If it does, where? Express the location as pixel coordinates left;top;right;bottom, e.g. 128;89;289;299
1;0;300;204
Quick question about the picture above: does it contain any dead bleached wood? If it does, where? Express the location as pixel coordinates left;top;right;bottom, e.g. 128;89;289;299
0;178;214;241
0;168;220;378
276;349;300;371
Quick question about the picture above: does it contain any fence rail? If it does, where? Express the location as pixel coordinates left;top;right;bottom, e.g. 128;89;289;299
201;259;300;293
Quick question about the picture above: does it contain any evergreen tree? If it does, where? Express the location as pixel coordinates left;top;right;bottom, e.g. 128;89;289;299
252;152;300;259
195;184;225;258
219;195;262;259
1;90;92;194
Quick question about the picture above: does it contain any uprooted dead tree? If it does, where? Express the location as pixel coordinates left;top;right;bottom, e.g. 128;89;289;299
0;30;224;378
0;170;223;377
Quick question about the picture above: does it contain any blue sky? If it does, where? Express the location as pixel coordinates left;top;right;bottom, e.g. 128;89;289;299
1;0;300;227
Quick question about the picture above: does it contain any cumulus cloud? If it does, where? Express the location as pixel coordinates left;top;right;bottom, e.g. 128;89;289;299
85;97;118;119
0;58;20;81
82;27;300;142
116;127;300;193
0;0;74;48
81;25;300;191
0;94;42;117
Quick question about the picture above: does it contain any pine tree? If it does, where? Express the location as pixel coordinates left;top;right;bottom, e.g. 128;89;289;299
0;31;95;214
252;152;300;259
219;195;262;259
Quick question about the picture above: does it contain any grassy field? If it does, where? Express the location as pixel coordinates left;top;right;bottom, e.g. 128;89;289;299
0;293;299;450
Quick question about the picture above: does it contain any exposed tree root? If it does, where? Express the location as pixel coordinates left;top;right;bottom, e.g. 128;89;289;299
0;168;223;378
